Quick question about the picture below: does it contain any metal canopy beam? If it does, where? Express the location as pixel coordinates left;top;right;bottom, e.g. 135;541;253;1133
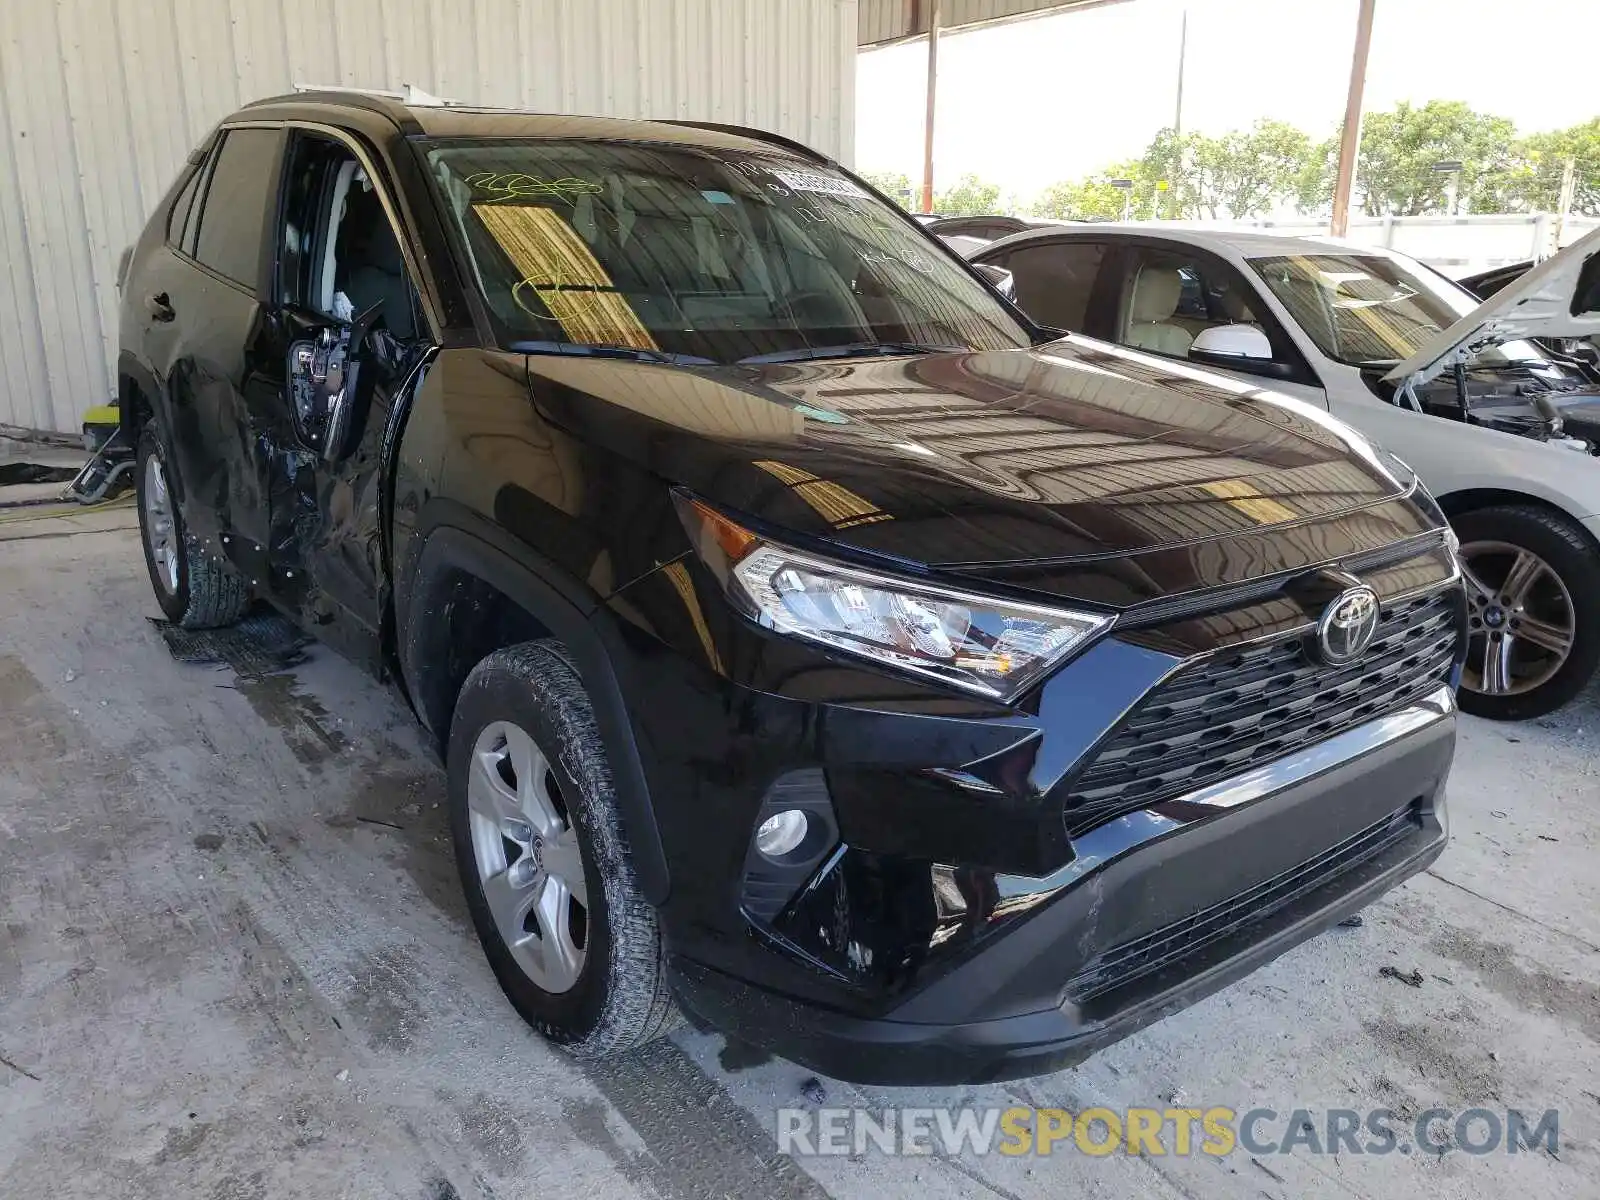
858;0;1131;49
1330;0;1377;237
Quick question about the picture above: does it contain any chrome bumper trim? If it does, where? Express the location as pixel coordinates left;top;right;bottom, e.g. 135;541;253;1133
1185;685;1456;811
1000;686;1456;895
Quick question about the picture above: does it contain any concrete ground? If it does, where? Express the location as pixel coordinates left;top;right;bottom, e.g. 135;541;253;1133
2;511;1596;1200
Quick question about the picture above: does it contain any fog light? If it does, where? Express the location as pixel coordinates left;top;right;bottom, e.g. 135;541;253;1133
755;809;809;858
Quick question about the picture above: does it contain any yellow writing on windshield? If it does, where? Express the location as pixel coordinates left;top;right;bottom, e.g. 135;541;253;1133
466;172;605;202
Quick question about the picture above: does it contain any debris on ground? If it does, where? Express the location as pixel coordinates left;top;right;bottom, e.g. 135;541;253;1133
1250;1157;1286;1183
151;611;311;673
1379;966;1424;988
0;462;79;488
1338;914;1365;928
800;1077;827;1105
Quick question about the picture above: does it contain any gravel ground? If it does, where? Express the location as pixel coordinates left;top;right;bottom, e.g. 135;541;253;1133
2;515;1596;1200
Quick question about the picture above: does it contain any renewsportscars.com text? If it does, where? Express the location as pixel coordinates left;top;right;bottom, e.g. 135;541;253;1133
776;1106;1561;1159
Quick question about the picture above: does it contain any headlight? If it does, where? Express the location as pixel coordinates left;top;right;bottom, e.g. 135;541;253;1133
677;496;1112;702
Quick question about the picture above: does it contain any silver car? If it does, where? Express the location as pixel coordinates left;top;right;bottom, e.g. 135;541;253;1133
969;224;1600;719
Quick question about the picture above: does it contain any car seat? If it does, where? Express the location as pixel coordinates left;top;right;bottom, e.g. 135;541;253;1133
1126;267;1194;355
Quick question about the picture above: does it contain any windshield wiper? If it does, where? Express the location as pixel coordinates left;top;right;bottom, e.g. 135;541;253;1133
510;340;717;366
736;341;968;365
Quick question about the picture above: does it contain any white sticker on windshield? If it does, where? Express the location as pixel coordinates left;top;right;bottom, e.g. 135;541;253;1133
768;169;867;199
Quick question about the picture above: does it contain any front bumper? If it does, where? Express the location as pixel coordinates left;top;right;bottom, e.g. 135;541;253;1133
671;688;1454;1085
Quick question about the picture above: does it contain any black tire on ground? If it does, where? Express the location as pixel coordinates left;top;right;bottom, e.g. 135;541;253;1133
1452;504;1600;721
135;428;251;629
448;640;678;1058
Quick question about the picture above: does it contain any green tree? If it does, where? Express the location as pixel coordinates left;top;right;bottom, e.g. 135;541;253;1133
1294;135;1340;215
1353;100;1518;215
1505;119;1600;215
1123;123;1313;220
1031;104;1593;224
1199;121;1315;219
934;173;1004;216
1032;161;1151;222
1138;128;1195;218
859;170;913;209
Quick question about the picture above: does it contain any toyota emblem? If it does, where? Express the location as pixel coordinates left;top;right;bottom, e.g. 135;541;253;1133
1316;585;1380;665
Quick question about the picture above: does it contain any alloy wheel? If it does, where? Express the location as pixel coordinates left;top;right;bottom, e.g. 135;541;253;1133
1458;540;1576;697
467;720;589;993
142;453;180;596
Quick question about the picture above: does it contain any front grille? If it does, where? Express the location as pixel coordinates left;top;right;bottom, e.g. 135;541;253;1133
1065;801;1423;1003
1062;587;1460;835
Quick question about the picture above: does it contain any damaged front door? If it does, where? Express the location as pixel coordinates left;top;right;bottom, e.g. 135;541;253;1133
254;130;432;670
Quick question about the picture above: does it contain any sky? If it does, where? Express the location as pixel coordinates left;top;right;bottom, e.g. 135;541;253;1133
855;0;1600;202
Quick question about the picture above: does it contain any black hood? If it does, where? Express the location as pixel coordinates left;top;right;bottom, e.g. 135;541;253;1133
522;337;1432;608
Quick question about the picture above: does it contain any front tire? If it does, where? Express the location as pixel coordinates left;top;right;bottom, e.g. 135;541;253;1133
1454;505;1600;721
135;428;250;629
448;640;676;1058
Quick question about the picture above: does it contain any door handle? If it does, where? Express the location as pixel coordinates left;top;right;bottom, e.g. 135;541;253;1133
147;292;176;322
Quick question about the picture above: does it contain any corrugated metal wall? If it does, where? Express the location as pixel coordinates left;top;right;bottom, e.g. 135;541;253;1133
0;0;857;434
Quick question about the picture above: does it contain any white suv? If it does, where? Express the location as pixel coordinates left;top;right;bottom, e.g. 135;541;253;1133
969;225;1600;719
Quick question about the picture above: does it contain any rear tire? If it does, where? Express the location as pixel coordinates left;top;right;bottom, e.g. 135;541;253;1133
1453;505;1600;721
448;640;677;1058
135;428;250;629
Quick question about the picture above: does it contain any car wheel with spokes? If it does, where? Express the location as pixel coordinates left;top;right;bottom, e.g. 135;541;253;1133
1453;505;1600;721
448;640;677;1057
466;719;591;995
135;427;251;628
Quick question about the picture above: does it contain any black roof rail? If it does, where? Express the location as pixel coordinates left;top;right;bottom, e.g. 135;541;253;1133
242;90;423;135
661;121;831;164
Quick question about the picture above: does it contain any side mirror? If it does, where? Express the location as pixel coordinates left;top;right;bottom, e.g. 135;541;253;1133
1189;324;1293;379
973;262;1017;302
287;302;384;461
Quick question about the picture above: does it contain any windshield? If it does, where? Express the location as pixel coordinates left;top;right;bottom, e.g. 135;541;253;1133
423;139;1032;363
1249;253;1551;370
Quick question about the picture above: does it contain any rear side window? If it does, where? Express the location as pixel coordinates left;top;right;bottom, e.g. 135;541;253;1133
178;152;215;254
192;128;280;287
165;166;201;249
999;242;1105;331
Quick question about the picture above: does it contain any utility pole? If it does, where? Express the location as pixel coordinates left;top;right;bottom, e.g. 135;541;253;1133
920;0;941;214
1330;0;1377;238
1554;156;1578;253
1173;8;1187;138
1168;7;1187;219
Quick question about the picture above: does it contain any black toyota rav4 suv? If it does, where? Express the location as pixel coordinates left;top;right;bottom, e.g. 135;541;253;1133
119;93;1465;1085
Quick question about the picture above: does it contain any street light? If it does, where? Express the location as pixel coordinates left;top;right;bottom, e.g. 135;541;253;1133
1111;178;1134;223
1432;160;1464;215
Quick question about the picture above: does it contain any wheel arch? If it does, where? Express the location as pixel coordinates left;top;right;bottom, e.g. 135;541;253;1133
116;353;163;439
400;519;670;905
117;355;185;511
1435;488;1600;553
